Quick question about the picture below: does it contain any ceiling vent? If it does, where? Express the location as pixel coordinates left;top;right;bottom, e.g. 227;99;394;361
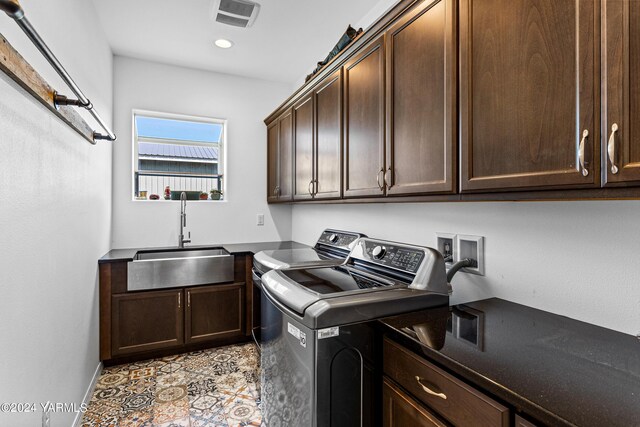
211;0;261;28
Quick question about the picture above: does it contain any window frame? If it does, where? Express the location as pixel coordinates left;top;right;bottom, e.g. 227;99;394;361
131;109;227;202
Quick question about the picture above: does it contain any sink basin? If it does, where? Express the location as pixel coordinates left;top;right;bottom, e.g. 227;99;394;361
128;247;234;291
134;248;229;261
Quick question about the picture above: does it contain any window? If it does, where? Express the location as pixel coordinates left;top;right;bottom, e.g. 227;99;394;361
133;111;225;201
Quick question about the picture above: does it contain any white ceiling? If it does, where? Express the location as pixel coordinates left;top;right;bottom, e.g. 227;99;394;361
91;0;387;85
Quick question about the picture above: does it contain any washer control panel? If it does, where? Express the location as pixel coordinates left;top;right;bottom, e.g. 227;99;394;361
362;240;425;273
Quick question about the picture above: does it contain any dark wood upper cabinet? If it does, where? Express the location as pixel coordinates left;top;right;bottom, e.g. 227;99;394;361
343;37;386;198
267;109;294;202
185;283;245;344
385;0;456;196
602;0;640;185
293;94;315;200
111;289;183;356
267;120;279;202
278;109;294;201
460;0;600;192
314;70;343;199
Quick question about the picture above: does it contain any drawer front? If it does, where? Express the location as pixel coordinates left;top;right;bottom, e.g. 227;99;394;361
383;377;448;427
384;337;509;427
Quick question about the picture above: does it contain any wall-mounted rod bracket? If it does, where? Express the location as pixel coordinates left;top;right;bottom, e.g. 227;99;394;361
54;92;91;109
0;0;23;19
0;0;116;143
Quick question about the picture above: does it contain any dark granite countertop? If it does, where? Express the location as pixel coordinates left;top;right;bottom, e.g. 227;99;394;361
380;298;640;427
98;241;309;263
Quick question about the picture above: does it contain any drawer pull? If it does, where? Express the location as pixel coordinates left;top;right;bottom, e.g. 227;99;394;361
415;376;447;400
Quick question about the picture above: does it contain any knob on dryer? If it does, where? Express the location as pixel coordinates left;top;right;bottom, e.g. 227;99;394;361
328;234;339;243
372;245;386;259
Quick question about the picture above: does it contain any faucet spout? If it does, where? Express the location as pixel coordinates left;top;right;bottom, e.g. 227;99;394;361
178;192;191;248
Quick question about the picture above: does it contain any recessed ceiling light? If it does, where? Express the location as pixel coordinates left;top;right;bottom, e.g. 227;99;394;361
215;39;234;49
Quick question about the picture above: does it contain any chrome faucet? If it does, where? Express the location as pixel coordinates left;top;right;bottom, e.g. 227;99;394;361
179;192;191;248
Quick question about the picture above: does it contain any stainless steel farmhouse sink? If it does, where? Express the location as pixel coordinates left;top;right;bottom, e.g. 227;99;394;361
127;248;234;291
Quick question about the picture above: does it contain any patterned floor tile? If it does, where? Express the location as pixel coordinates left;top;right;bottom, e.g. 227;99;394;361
153;399;190;424
81;343;261;426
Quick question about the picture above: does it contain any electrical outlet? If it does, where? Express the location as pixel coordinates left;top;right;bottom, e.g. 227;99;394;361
256;214;264;226
436;233;456;265
42;410;50;427
457;235;485;276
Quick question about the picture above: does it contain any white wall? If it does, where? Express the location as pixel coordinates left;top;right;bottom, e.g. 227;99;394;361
292;202;640;335
111;56;292;249
0;0;113;426
292;0;400;89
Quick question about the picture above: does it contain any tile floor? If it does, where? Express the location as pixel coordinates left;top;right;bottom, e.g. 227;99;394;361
81;343;262;427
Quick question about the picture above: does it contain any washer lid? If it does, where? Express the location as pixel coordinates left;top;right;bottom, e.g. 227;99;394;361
254;248;345;272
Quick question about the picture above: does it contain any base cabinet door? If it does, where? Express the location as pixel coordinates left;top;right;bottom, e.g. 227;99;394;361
603;0;640;185
460;0;599;191
383;379;447;427
112;290;184;356
185;283;245;344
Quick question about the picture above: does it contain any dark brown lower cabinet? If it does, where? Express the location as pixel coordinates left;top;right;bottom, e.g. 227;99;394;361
384;337;509;427
185;283;245;343
383;378;447;427
111;289;184;356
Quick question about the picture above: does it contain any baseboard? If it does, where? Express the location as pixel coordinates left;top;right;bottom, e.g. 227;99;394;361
72;362;102;427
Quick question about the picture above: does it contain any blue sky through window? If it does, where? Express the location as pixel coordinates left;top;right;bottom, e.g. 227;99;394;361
136;115;223;143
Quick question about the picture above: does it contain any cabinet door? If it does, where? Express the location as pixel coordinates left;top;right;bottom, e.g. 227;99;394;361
315;70;343;199
185;283;245;344
460;0;599;191
343;37;386;198
267;120;279;203
112;290;183;356
383;379;447;427
386;0;456;195
602;0;640;185
293;94;315;200
278;109;294;201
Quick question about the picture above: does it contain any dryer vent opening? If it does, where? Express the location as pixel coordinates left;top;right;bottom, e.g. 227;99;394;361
212;0;261;28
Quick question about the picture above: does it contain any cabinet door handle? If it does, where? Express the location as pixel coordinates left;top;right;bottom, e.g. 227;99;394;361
187;291;191;308
376;168;385;190
579;129;589;177
384;167;392;189
178;292;181;309
308;180;314;196
608;123;619;174
415;376;447;400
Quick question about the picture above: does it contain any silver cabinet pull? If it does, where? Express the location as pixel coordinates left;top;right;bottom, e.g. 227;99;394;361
579;129;589;177
415;376;447;400
187;291;191;308
178;292;181;309
608;123;619;174
384;167;392;189
377;168;385;190
308;180;314;196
